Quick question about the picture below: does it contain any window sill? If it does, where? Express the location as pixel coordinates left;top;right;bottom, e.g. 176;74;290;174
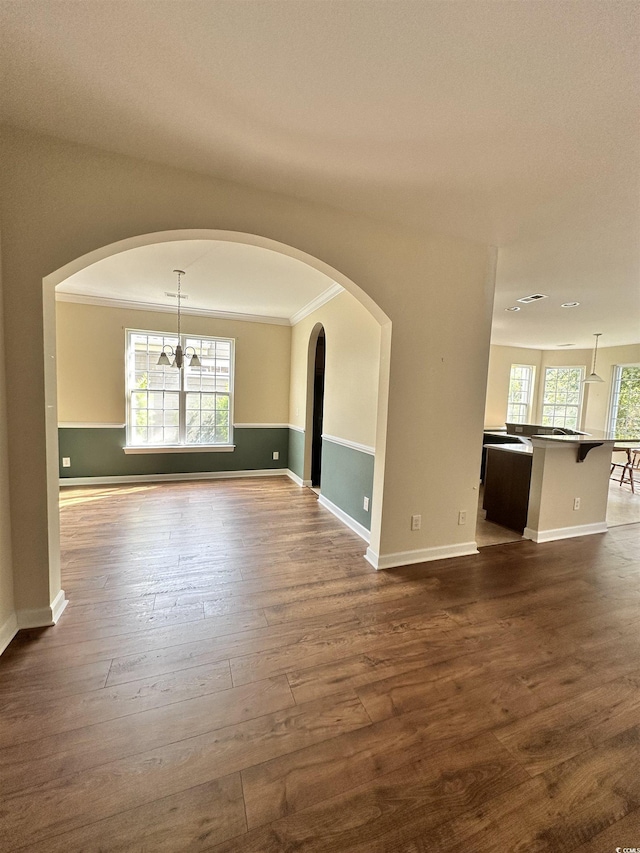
123;445;235;454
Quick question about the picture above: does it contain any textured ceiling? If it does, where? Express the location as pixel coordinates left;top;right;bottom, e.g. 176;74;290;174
1;0;638;348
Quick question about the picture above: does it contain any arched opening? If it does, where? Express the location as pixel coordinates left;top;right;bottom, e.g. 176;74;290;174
42;230;392;613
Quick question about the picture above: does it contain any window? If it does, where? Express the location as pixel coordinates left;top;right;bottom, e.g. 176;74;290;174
541;366;584;429
126;330;234;447
609;364;640;439
507;364;535;423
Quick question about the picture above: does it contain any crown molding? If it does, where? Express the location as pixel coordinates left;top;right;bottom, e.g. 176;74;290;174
289;283;344;325
55;292;290;326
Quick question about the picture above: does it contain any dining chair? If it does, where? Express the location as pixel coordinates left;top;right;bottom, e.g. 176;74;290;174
611;447;639;494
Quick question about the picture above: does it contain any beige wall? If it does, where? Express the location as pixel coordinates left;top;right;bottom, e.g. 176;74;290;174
0;243;15;640
486;343;640;434
289;290;380;449
0;126;493;615
56;301;291;425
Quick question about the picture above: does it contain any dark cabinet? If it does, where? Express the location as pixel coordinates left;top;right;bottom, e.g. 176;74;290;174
483;447;532;533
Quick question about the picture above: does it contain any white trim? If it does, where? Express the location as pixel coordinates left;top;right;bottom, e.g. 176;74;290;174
523;522;608;543
365;541;479;570
286;471;313;487
123;445;235;454
55;291;290;326
60;469;291;487
0;611;18;656
288;424;304;434
17;590;68;629
234;423;290;429
51;590;69;623
287;470;305;487
59;422;125;429
321;434;375;456
290;283;344;325
318;494;371;543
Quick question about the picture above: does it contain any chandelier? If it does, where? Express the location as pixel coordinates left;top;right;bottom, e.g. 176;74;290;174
156;270;201;369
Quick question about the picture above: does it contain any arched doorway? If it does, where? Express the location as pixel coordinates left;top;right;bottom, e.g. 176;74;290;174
41;230;392;620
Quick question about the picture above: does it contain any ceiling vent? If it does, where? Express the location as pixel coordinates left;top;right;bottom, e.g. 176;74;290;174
164;291;189;300
516;293;548;304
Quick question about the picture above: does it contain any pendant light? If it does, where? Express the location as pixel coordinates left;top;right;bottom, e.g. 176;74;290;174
583;333;604;383
157;270;202;369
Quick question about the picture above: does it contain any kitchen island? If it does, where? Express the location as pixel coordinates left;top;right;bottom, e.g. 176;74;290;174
483;433;617;542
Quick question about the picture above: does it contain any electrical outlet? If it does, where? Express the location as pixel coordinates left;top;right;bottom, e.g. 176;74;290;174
62;457;71;468
573;497;581;511
458;510;467;525
272;451;279;460
411;514;421;531
363;496;370;512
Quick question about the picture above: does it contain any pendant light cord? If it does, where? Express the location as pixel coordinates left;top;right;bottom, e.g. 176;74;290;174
592;333;601;374
177;271;182;340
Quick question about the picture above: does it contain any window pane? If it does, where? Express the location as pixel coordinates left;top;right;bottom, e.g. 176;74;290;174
132;427;147;444
127;330;233;446
611;365;640;438
541;367;583;431
507;365;533;423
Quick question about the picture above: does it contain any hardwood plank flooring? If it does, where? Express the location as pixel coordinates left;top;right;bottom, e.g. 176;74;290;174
1;477;640;851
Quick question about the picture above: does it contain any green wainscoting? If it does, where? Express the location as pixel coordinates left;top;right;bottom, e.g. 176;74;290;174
58;427;289;478
320;439;374;531
287;428;305;480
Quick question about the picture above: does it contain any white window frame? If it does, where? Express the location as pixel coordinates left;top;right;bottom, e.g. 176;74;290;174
540;365;585;430
506;364;536;424
125;329;235;451
608;363;640;439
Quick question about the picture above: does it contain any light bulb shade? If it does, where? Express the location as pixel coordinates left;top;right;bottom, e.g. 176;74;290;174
189;353;202;368
157;351;171;367
583;372;604;384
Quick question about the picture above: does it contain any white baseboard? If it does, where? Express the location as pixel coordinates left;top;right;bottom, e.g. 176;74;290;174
523;522;608;543
0;611;18;656
17;589;68;629
317;494;371;543
60;469;290;487
366;541;479;570
51;589;69;623
286;471;313;488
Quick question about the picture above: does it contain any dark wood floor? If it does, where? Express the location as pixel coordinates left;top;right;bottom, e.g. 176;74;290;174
1;478;640;851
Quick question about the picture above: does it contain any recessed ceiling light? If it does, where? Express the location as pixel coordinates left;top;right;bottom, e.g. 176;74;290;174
561;302;580;308
517;294;548;304
505;306;521;312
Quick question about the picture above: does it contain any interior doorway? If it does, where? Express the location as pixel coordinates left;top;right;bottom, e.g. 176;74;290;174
310;327;326;489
